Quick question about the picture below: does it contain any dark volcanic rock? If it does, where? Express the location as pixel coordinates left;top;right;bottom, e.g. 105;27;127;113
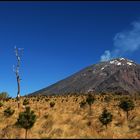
29;58;140;96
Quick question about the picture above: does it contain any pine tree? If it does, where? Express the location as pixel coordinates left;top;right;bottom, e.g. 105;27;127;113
99;108;113;129
86;94;95;115
16;106;36;139
119;98;135;120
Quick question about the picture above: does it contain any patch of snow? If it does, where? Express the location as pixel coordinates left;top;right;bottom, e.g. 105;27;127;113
120;58;125;60
127;62;133;65
87;89;94;93
110;60;115;64
129;60;133;63
101;65;108;70
117;62;121;65
110;60;121;66
100;73;107;76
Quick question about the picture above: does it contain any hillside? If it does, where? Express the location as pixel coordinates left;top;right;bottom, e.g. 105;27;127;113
29;58;140;96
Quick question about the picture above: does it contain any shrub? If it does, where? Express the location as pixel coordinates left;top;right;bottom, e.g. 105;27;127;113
23;99;29;106
104;96;112;103
5;97;12;102
119;98;135;120
44;113;49;119
87;121;92;126
79;100;86;108
99;108;113;129
0;92;9;100
87;68;92;72
4;107;15;117
16;106;36;139
0;102;3;107
50;102;55;108
45;98;49;102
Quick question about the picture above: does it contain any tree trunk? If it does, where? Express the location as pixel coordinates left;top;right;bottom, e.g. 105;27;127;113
14;47;22;110
16;73;20;109
36;102;37;110
126;111;129;120
25;129;28;139
134;92;137;101
89;105;92;115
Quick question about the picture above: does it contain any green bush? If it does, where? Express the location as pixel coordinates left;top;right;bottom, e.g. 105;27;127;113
99;108;113;129
50;102;55;108
4;107;15;117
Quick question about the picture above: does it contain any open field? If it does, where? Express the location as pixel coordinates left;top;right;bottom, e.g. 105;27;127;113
0;94;140;139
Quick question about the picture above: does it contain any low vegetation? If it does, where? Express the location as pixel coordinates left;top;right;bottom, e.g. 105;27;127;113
0;93;140;139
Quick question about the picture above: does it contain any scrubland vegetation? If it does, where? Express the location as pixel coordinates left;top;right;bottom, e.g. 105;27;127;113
0;92;140;139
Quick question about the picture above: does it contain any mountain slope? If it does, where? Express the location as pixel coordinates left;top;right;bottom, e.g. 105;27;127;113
29;58;140;96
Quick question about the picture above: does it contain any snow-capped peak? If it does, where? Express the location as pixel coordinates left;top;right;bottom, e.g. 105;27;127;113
109;58;135;66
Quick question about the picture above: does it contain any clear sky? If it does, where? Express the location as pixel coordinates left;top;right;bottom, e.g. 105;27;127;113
1;1;140;97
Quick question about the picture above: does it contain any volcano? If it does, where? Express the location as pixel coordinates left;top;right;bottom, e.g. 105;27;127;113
29;58;140;96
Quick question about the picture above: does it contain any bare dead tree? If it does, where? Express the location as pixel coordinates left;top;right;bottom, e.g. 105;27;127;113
13;46;24;109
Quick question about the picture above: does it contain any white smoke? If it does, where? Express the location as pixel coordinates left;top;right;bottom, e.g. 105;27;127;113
100;20;140;62
100;50;111;62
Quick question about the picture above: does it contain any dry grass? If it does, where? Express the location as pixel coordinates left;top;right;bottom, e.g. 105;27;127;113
0;94;140;139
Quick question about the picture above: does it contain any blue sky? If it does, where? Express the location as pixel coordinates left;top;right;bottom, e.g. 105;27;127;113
1;1;140;97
